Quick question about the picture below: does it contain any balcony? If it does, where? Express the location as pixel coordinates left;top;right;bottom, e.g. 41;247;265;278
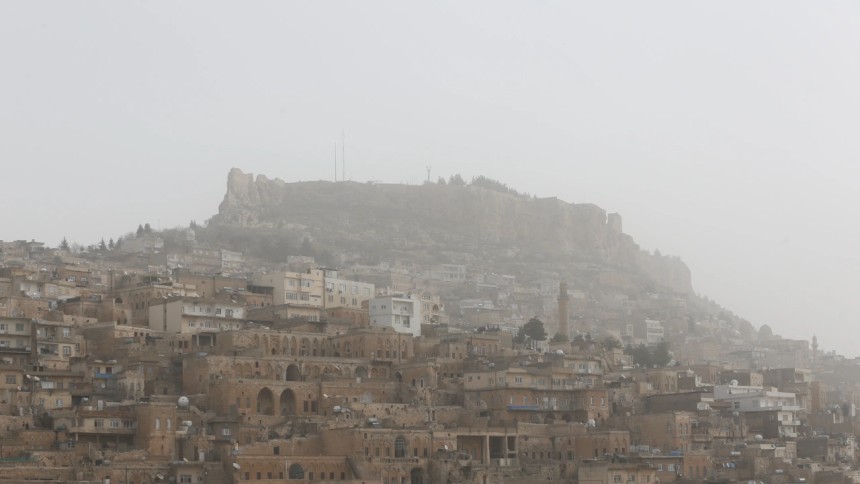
69;425;136;435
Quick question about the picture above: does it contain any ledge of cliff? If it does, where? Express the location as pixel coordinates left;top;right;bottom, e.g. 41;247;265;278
209;168;693;294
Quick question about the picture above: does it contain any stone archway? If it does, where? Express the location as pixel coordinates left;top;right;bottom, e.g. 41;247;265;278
279;389;297;416
288;463;304;479
257;388;275;416
286;364;301;381
410;467;424;484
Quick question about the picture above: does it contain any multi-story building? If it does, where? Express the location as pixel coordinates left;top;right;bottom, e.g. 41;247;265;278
322;269;374;310
370;294;421;337
148;297;246;349
253;269;325;308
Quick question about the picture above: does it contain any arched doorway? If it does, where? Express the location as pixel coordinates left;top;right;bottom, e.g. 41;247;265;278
410;467;424;484
355;366;368;379
256;388;275;415
280;389;296;416
286;364;301;381
288;463;304;479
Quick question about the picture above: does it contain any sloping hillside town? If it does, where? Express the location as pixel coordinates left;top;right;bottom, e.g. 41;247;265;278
0;221;856;484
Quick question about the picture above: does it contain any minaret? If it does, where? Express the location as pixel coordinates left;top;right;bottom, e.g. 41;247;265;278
558;282;570;340
812;334;819;368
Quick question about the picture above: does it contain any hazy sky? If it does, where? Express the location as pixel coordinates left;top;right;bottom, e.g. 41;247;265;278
3;2;860;355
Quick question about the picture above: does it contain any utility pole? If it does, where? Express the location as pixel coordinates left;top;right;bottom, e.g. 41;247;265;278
426;165;431;182
334;142;338;182
341;130;345;181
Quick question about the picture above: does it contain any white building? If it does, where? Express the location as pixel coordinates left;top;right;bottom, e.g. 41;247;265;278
713;384;798;412
714;383;800;438
369;294;421;337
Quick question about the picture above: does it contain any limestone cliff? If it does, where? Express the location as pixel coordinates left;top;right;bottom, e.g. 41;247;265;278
210;168;693;294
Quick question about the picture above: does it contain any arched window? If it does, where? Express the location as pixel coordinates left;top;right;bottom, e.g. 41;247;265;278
394;436;407;458
155;417;160;430
167;418;172;430
288;464;305;479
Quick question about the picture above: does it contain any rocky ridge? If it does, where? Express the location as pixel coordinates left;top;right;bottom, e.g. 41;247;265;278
210;169;692;295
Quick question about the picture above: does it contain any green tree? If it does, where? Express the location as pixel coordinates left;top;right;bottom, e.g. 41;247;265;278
99;238;107;251
652;341;672;367
108;238;115;250
626;344;652;367
449;174;466;186
59;237;70;251
516;317;547;343
144;223;152;234
136;225;144;237
551;332;568;343
602;336;623;350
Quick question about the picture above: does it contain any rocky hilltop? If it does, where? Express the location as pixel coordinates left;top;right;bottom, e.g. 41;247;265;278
210;168;692;294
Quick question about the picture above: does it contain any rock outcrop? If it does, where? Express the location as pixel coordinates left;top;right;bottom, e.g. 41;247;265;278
210;168;693;294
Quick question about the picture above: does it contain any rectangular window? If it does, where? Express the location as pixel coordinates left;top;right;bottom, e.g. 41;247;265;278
110;420;120;428
94;419;104;428
63;346;71;356
62;328;71;338
221;428;231;436
5;375;15;384
15;324;24;332
180;476;192;484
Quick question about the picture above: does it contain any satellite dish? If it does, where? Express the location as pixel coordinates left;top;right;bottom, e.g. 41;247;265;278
730;380;739;387
232;463;241;470
178;396;190;408
444;444;449;450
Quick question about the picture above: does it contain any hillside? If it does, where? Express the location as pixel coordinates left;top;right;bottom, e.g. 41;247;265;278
207;168;692;296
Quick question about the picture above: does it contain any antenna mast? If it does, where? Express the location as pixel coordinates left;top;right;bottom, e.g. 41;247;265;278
341;129;346;181
334;143;338;182
426;165;431;182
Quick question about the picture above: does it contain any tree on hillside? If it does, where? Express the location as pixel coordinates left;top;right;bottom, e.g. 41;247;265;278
99;238;107;251
108;238;115;250
652;341;672;367
626;344;650;367
144;223;152;234
136;225;144;237
602;336;623;350
59;237;70;251
300;236;315;257
516;317;547;344
449;174;466;186
551;332;568;343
